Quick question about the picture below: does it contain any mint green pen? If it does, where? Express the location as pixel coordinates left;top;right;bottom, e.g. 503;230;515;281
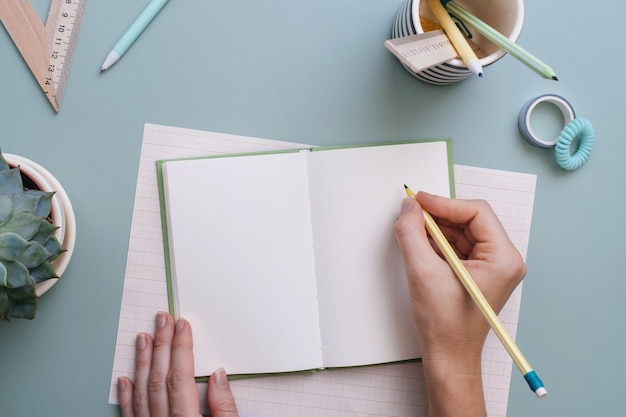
100;0;170;72
441;0;558;81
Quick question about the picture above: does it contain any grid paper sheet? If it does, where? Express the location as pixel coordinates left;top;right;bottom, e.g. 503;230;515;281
109;124;536;417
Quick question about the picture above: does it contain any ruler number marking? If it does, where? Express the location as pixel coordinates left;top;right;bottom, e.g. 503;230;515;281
48;0;85;108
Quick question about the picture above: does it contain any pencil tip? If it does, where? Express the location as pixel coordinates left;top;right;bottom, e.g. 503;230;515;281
403;184;408;189
552;76;558;81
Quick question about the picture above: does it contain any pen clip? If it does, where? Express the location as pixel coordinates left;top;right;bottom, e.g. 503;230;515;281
451;14;473;39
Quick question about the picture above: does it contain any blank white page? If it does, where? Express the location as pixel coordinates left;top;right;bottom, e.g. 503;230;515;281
161;151;323;376
307;142;452;367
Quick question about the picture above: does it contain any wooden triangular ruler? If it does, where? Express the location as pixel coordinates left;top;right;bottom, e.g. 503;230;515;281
0;0;87;112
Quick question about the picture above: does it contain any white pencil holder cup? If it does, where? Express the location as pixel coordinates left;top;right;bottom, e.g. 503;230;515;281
392;0;524;85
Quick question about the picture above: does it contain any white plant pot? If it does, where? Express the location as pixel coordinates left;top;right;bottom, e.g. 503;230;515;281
4;154;76;297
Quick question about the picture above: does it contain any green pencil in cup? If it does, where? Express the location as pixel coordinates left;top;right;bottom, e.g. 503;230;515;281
441;0;558;80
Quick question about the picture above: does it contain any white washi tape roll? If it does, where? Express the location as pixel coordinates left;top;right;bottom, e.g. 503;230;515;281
518;94;576;147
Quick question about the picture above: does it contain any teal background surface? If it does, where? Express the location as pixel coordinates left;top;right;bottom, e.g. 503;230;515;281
1;1;623;416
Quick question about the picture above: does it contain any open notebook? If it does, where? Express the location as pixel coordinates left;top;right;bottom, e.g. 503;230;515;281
157;141;453;377
109;124;536;417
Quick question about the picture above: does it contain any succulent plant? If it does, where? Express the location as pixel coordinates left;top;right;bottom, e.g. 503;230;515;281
0;151;65;320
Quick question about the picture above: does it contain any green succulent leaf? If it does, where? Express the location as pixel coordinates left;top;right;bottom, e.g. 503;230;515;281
18;242;53;269
12;192;43;214
43;236;65;261
0;195;14;226
2;260;33;287
0;262;6;287
0;211;43;240
0;288;9;320
0;232;28;261
0;167;24;195
0;151;9;172
0;286;39;321
28;261;57;283
9;297;38;320
25;189;54;218
32;219;57;245
7;285;37;301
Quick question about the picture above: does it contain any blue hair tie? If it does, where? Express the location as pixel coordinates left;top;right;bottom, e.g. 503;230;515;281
555;118;594;171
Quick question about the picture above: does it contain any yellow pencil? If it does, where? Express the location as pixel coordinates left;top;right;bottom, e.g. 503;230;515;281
427;0;483;77
403;185;547;398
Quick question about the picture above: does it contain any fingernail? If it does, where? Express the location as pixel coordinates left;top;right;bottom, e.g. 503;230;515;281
136;333;147;350
176;318;185;333
118;377;127;391
401;197;415;214
213;367;229;388
156;311;167;329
